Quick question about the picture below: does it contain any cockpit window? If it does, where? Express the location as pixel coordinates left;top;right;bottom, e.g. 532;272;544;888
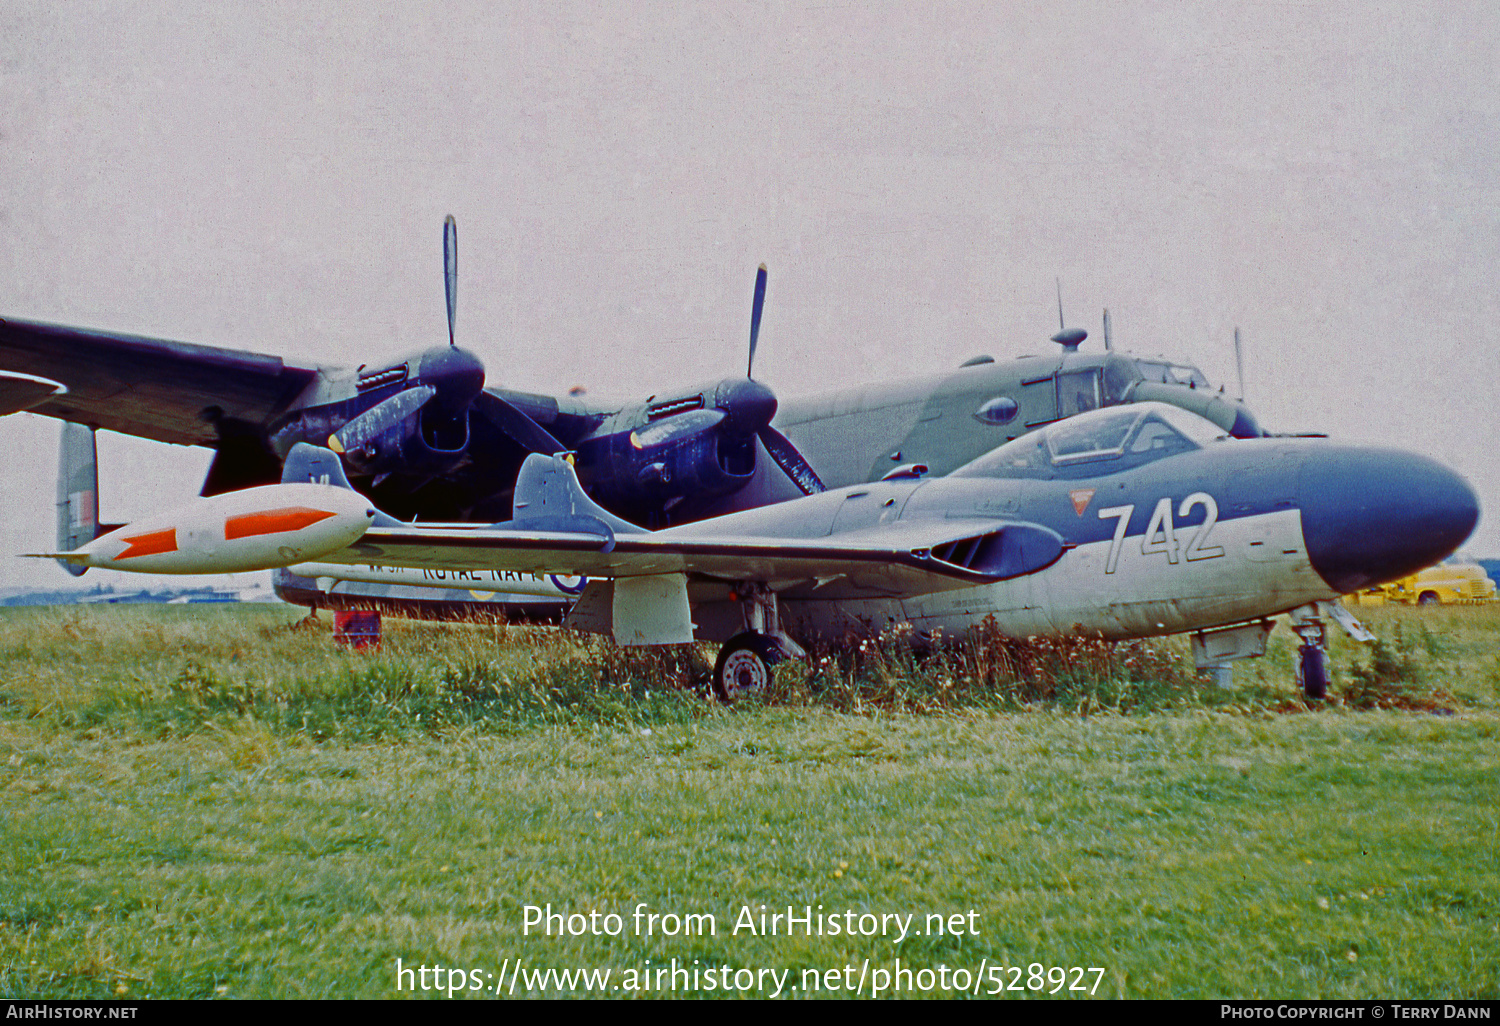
1045;407;1139;462
1056;369;1101;418
952;402;1224;480
1134;359;1210;389
957;430;1052;477
1101;354;1143;404
1129;417;1189;455
1149;403;1232;447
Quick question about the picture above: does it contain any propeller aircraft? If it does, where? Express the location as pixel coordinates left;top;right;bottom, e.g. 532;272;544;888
2;219;829;534
5;220;1267;582
36;402;1481;701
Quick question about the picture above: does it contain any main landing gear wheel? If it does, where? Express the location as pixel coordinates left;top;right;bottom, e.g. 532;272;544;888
713;632;780;702
1299;644;1328;700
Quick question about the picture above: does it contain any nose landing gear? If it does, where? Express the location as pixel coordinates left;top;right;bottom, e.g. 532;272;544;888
1289;601;1375;700
1289;607;1329;699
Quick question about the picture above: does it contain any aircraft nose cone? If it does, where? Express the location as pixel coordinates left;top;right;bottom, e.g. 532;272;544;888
418;346;486;412
715;377;778;437
1299;447;1479;593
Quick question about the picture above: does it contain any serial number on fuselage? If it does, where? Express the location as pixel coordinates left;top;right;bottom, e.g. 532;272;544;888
1097;491;1224;574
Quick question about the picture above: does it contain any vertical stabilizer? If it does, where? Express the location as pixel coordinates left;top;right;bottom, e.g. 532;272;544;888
55;423;99;576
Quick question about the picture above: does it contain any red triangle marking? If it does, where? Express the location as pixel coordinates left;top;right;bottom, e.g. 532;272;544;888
114;528;178;561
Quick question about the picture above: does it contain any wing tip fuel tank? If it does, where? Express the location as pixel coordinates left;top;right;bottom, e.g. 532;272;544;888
30;484;375;574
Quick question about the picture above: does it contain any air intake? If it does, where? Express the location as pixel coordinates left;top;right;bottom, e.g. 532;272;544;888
357;364;410;394
647;395;705;419
927;522;1064;580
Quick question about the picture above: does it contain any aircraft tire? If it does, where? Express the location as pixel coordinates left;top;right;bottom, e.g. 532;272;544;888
1300;645;1328;700
713;632;778;702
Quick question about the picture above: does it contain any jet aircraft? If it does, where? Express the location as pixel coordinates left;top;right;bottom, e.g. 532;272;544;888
5;220;1265;588
41;403;1480;701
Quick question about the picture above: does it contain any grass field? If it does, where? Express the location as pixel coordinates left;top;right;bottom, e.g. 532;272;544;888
0;603;1496;999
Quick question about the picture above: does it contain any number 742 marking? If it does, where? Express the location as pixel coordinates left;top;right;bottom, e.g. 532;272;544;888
1097;492;1224;574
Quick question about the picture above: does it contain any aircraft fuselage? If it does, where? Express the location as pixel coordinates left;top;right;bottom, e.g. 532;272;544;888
674;425;1477;646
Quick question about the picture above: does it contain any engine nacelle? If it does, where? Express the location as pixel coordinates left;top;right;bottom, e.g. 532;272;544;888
575;411;757;523
271;401;470;478
338;405;471;478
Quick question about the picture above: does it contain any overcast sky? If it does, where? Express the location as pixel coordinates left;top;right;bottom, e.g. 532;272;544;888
3;1;1498;591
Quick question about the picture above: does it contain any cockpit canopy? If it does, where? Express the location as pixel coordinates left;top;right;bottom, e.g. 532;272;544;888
1047;353;1217;420
1131;359;1211;390
952;402;1228;480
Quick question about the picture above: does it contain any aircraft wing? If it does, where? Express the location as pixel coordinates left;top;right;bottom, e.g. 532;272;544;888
0;316;319;444
0;370;66;417
319;515;1058;601
266;445;1064;600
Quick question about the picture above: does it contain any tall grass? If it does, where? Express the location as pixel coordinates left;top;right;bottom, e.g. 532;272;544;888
0;603;1487;745
7;608;709;741
767;619;1205;716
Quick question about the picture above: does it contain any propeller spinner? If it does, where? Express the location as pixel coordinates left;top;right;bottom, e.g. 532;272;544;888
326;215;564;464
609;264;826;513
739;265;824;494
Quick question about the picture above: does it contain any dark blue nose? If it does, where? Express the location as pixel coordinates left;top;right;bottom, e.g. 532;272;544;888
1299;446;1479;593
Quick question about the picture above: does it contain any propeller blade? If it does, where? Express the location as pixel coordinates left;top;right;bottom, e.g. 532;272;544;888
747;264;767;378
444;215;458;347
474;390;567;455
758;424;825;495
330;386;436;455
629;409;726;450
1102;308;1113;351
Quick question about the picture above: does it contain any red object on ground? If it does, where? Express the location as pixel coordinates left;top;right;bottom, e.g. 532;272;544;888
333;610;382;650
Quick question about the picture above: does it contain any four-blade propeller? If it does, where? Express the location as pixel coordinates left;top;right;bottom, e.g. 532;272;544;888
330;219;821;513
702;264;822;492
328;215;563;460
742;265;825;495
443;216;566;456
615;263;825;497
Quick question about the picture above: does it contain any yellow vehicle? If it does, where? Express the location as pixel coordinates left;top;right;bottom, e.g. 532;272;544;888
1346;562;1497;606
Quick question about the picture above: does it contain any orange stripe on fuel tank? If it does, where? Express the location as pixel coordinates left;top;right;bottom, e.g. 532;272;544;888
224;507;338;540
114;528;178;561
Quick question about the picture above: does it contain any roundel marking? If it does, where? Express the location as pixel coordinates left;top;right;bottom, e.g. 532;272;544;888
549;574;588;596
